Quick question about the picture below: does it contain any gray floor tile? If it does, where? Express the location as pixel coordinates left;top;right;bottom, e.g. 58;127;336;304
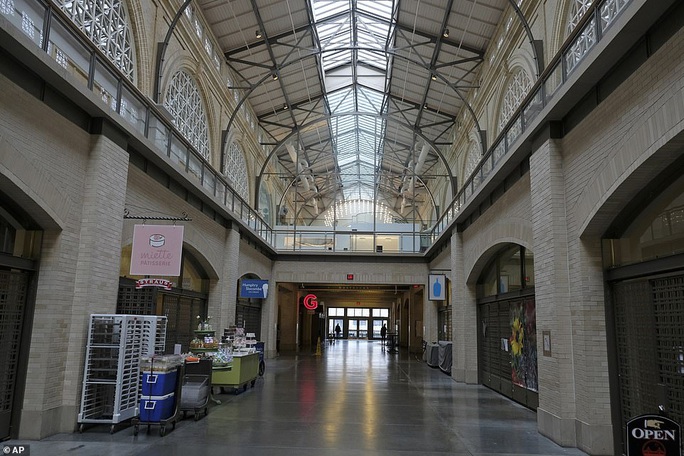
4;340;586;456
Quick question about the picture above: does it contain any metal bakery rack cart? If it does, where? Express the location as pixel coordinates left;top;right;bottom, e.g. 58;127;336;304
77;314;166;433
133;354;184;436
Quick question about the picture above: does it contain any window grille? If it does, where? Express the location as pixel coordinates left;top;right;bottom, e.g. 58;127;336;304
464;141;481;183
54;0;135;81
163;70;210;159
499;69;532;133
225;142;249;201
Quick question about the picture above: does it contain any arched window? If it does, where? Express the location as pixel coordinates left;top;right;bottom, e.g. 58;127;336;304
164;70;210;159
567;0;593;34
498;68;532;133
224;142;249;202
464;140;481;183
54;0;135;81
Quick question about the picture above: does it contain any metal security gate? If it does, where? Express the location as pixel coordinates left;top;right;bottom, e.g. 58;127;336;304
477;296;538;410
237;300;262;341
0;268;30;440
116;279;207;353
612;273;684;449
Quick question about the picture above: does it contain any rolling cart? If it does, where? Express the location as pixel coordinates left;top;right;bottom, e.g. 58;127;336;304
132;357;183;436
77;315;166;434
180;359;212;420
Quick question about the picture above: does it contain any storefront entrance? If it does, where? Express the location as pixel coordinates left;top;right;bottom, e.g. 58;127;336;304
348;319;369;339
478;296;538;410
476;244;537;410
0;207;41;440
0;267;31;440
611;270;684;434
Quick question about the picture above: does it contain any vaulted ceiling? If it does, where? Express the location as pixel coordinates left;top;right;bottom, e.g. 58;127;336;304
196;0;510;226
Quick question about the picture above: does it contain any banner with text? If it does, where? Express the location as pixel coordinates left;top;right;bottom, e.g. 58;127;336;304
130;225;184;277
240;279;269;299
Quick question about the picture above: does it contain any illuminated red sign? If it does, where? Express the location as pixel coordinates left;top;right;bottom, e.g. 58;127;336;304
347;274;354;280
303;294;318;310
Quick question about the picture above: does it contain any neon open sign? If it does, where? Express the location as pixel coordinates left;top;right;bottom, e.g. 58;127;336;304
303;294;318;310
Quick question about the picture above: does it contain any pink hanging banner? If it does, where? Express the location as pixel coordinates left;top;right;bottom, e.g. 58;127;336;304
130;225;184;276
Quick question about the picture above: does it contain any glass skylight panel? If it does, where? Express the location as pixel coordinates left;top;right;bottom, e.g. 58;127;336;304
357;0;394;19
312;0;395;215
313;0;350;21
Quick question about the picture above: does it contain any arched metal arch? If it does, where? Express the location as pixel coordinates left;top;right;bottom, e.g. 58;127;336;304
253;111;457;213
221;43;485;156
153;0;193;103
507;0;544;77
284;174;435;228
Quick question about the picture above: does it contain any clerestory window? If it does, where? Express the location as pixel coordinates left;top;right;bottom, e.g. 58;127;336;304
163;70;210;160
499;68;532;133
54;0;135;81
225;142;249;202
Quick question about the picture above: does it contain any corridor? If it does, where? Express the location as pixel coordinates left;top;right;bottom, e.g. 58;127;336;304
5;341;587;455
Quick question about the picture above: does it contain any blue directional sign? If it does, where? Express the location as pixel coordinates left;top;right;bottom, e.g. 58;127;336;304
240;279;269;298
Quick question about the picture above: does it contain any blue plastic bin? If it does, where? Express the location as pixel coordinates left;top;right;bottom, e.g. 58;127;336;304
141;370;177;396
139;393;175;422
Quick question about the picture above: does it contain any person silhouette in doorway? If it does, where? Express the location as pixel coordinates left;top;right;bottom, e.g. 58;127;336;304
381;324;387;344
335;323;341;339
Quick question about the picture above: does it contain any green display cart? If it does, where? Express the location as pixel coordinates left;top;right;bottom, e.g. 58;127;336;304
212;352;259;393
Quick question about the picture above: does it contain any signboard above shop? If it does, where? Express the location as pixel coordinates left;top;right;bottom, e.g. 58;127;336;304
130;225;184;277
428;274;446;300
240;279;269;299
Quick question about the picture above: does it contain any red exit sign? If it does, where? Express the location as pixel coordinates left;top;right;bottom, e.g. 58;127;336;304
347;274;354;280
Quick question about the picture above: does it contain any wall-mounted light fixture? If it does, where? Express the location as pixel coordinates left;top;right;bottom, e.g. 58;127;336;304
256;30;262;39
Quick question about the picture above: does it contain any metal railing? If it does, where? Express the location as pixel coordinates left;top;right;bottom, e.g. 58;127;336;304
427;0;632;246
1;0;274;246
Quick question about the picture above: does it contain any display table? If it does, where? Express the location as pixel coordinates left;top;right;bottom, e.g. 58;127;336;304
211;352;259;393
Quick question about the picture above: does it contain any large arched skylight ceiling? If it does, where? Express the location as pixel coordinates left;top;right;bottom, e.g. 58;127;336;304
55;0;135;81
164;70;210;160
224;141;250;202
313;0;393;205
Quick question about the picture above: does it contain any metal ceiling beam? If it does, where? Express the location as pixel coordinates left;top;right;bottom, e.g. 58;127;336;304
507;0;544;77
413;0;454;129
255;111;456;212
222;6;485;60
248;0;297;124
153;0;193;103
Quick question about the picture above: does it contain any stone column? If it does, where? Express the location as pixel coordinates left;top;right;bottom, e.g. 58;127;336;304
261;272;278;358
21;121;130;438
529;134;577;446
450;229;478;383
216;225;240;331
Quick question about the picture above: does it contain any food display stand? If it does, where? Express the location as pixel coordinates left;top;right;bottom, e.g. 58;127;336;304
211;352;259;393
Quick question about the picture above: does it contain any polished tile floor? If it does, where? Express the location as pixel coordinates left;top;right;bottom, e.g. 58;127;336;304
5;340;587;456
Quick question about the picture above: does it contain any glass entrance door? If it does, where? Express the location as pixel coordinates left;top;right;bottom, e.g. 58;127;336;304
348;319;369;339
372;319;388;339
329;318;344;338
